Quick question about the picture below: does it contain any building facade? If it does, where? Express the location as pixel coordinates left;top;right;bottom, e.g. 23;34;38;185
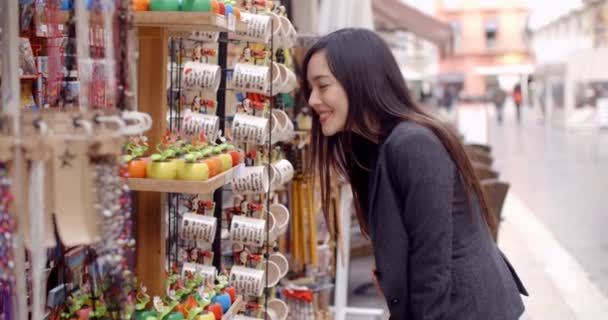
436;0;533;100
530;0;608;129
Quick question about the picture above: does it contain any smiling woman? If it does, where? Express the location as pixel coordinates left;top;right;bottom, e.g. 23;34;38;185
302;28;528;320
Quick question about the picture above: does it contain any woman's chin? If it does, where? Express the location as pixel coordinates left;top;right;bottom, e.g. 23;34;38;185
322;126;339;136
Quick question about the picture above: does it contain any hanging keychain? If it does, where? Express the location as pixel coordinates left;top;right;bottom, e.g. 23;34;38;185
0;133;15;320
27;120;54;320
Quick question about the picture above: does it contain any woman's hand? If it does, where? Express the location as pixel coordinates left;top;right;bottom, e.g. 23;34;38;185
371;265;384;296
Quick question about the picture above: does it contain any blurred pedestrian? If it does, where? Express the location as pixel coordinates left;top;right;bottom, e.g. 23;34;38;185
303;28;527;320
513;83;523;123
493;87;507;124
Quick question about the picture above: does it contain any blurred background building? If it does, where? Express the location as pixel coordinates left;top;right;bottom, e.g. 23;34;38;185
436;0;533;104
530;0;608;129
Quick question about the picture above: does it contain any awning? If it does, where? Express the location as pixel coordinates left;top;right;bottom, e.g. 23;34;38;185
317;0;374;34
438;72;465;84
372;0;453;56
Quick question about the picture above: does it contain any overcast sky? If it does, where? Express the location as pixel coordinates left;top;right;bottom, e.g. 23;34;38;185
400;0;584;30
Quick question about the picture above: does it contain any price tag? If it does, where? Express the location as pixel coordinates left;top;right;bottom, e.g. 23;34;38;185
228;13;236;32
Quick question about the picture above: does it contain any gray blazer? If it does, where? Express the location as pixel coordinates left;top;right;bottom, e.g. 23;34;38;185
365;122;527;319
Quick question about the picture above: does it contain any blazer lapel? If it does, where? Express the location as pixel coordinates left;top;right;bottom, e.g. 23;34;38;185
367;161;382;232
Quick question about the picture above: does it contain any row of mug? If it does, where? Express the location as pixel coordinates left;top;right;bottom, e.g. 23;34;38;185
180;109;295;147
179;61;298;96
181;263;289;319
231;159;294;194
179;202;290;246
235;12;297;49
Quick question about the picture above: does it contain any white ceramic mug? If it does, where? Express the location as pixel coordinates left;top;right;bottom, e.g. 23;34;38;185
182;61;221;93
183;110;221;143
179;213;217;243
181;262;217;283
269;252;289;279
231;165;273;195
233;13;272;44
267;12;284;49
283;67;298;93
232;63;285;96
269;203;290;235
264;260;282;287
230;265;265;297
230;215;267;247
270;109;288;143
267;299;289;320
278;15;296;49
233;63;270;95
232;113;269;146
271;159;295;186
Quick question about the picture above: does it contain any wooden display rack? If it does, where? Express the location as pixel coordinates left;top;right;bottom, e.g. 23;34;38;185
134;13;243;296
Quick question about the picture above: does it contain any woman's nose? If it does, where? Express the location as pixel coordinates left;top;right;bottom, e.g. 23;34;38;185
308;90;322;108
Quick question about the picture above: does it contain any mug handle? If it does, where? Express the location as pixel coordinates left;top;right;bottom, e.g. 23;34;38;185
95;114;127;137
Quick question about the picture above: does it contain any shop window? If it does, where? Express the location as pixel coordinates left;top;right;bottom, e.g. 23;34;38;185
485;19;498;49
450;21;461;52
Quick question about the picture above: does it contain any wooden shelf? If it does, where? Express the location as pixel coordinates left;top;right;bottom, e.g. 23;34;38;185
135;11;248;33
127;167;235;194
222;295;243;320
58;11;246;33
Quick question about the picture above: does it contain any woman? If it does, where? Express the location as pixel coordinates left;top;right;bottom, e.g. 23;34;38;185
302;28;527;319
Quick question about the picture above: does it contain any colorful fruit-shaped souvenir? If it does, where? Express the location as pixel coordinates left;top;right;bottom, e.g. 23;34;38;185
211;294;231;313
133;0;150;11
127;158;148;178
182;0;212;11
223;287;236;303
195;313;215;320
226;145;241;167
204;303;223;320
149;0;180;11
217;1;226;15
210;0;219;13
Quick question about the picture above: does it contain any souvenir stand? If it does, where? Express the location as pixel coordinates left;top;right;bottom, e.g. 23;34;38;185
127;1;301;319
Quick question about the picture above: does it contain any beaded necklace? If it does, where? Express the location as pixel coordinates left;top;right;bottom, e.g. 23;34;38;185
0;163;15;319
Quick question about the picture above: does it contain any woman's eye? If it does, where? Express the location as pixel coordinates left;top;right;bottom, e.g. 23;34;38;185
319;84;329;90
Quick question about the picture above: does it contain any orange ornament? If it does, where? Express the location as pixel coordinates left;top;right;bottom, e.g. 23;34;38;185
204;303;223;320
133;0;150;11
202;158;220;177
210;0;219;14
127;159;148;178
233;7;241;20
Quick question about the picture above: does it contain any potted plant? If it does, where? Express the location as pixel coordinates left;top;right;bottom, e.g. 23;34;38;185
213;145;233;173
177;133;210;181
225;144;242;168
134;285;157;320
122;135;149;178
147;132;179;180
60;292;90;320
200;147;222;178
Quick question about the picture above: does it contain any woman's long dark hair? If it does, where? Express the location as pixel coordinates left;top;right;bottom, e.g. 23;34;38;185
301;28;496;238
